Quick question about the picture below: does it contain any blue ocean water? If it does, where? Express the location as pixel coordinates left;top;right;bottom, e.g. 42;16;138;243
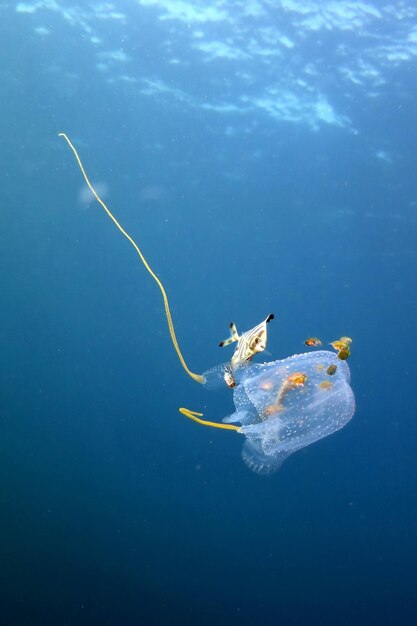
1;1;416;624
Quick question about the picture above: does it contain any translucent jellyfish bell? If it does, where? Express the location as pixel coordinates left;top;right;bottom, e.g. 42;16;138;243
224;351;355;474
182;350;355;474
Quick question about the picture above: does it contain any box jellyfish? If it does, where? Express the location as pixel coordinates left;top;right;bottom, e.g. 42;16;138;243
223;350;355;474
183;350;355;475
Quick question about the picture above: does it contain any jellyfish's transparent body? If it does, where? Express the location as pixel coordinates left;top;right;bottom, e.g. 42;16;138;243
222;351;355;474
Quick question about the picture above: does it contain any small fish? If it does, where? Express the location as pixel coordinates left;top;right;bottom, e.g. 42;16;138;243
223;367;236;388
330;337;351;360
330;336;352;350
286;372;308;387
340;336;352;345
326;364;337;376
219;314;274;370
276;372;308;407
264;403;284;417
305;337;322;347
337;346;350;360
319;381;333;390
263;372;307;419
330;340;347;352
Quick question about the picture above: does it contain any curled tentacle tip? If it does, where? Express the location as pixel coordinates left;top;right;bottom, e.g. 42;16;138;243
179;407;204;418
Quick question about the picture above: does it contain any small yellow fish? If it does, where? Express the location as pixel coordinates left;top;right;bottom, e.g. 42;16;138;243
326;364;337;376
330;340;347;351
276;372;307;405
264;403;284;417
305;337;322;347
337;346;350;360
319;381;333;390
286;372;308;387
340;336;352;345
330;337;351;360
263;372;308;419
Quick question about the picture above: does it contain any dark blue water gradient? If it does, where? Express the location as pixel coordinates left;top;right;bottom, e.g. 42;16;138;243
0;4;417;625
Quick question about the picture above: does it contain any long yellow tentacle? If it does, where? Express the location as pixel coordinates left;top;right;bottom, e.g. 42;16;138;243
179;407;241;432
59;133;204;384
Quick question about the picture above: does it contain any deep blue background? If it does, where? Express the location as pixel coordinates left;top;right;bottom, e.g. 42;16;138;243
1;2;416;624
